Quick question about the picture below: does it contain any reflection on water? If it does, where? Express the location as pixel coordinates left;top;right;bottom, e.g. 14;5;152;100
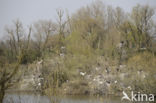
3;92;122;103
4;92;50;103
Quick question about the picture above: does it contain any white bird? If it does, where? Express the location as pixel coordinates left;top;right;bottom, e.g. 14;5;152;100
117;43;122;48
142;74;146;79
40;77;44;79
93;78;96;81
61;46;65;49
127;86;132;90
38;83;41;86
106;81;111;87
38;60;43;65
60;53;64;57
119;65;126;69
80;72;86;76
99;81;103;84
121;91;131;101
114;80;117;84
95;67;100;71
140;47;146;50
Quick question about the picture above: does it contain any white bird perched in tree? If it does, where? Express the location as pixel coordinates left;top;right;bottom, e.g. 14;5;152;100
60;53;64;57
106;81;111;87
80;72;86;76
121;91;131;101
38;83;41;86
61;46;65;49
127;86;132;90
37;60;43;65
93;78;96;81
99;81;103;84
114;80;117;84
95;67;100;71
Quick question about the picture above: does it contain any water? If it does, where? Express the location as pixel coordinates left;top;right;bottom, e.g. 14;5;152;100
3;92;122;103
4;92;50;103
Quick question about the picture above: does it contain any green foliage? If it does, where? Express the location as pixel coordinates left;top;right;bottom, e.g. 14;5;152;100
65;31;94;56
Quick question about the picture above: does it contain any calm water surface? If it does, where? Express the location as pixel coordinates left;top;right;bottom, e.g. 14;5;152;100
3;92;123;103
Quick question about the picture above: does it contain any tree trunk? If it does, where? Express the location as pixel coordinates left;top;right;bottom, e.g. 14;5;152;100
0;84;5;103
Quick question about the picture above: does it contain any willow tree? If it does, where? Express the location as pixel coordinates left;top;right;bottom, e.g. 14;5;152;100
131;4;154;49
0;53;23;103
33;20;56;55
0;20;31;103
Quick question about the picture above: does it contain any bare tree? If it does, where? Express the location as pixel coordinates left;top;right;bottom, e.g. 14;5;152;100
131;4;154;49
33;20;56;54
0;20;32;103
0;51;23;103
56;9;67;38
5;20;25;57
